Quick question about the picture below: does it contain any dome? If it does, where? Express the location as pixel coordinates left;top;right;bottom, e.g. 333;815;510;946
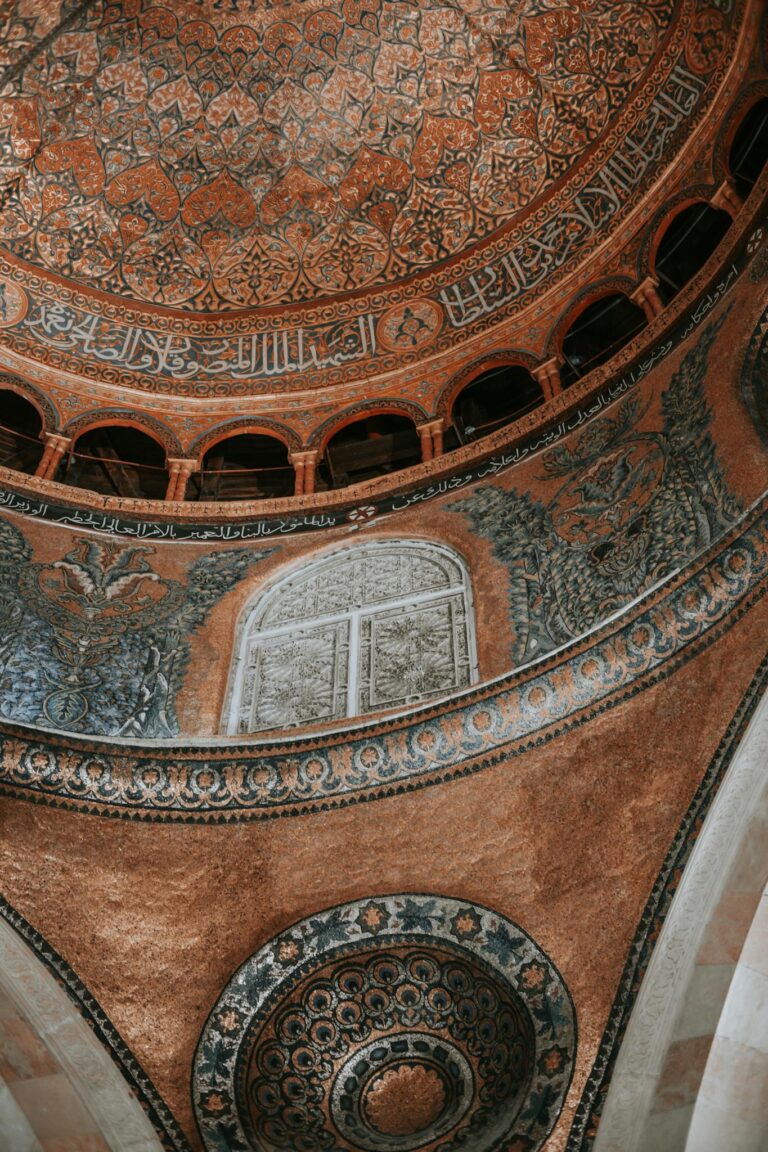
194;896;575;1152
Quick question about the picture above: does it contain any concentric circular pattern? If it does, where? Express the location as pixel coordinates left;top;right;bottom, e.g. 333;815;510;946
194;896;576;1152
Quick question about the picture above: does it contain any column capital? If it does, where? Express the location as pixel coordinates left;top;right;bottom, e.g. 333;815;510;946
42;432;72;450
166;456;196;474
533;356;563;399
289;448;320;465
631;275;664;321
711;178;743;218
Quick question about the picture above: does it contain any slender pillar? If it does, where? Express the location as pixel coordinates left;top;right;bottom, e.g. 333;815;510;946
418;423;434;463
533;357;562;401
291;450;320;496
164;458;196;501
290;453;306;496
34;433;71;480
418;419;447;461
712;178;743;218
165;459;181;501
173;459;196;501
631;275;664;322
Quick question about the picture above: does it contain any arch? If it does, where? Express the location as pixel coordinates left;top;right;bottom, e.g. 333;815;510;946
595;686;768;1152
685;887;768;1150
726;94;768;199
650;201;733;306
0;387;45;474
189;417;301;464
190;432;295;502
64;423;170;501
0;904;169;1150
223;538;479;736
308;399;429;453
448;362;544;447
63;410;182;458
435;350;541;421
0;373;59;434
552;283;647;389
317;407;425;490
715;83;768;189
638;186;722;279
548;277;639;358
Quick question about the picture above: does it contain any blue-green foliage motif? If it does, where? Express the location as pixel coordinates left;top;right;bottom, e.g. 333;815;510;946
449;316;741;665
0;530;272;737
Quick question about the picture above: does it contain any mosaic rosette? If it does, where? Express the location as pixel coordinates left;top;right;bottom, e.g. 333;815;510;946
193;895;576;1152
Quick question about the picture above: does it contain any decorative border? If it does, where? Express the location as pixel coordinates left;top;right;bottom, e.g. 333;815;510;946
0;238;754;543
740;281;768;444
0;494;765;822
566;650;768;1149
192;894;576;1152
0;0;719;328
0;897;192;1152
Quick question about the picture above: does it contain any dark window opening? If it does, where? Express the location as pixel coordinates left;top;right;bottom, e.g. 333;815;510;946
189;434;293;502
450;366;544;446
65;427;168;500
560;294;647;388
728;97;768;199
320;415;421;490
0;390;44;473
654;203;732;305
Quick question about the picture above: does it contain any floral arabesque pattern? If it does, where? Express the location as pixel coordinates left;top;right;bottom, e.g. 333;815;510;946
0;0;677;309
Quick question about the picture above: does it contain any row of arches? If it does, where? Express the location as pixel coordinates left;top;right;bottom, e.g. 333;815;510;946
0;381;547;501
1;97;765;503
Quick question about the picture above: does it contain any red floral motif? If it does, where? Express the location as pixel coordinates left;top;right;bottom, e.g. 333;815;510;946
2;0;674;309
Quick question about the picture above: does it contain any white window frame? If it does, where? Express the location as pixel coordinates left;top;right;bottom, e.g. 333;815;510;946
223;539;479;735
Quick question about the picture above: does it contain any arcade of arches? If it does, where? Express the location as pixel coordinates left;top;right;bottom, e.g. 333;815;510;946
0;2;767;1150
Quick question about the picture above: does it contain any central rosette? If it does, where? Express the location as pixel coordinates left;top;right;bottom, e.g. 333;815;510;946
194;896;576;1152
363;1063;448;1136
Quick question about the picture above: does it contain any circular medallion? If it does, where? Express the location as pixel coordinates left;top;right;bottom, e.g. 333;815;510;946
0;279;27;328
377;300;444;353
194;895;576;1152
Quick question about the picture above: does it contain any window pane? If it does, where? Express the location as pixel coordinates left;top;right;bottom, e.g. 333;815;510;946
240;622;350;733
358;594;472;713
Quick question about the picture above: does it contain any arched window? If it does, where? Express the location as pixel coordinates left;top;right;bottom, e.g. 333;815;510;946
0;390;43;474
450;365;543;446
65;426;168;499
653;203;732;305
728;97;768;199
189;434;293;501
226;541;478;735
560;293;647;388
320;415;422;489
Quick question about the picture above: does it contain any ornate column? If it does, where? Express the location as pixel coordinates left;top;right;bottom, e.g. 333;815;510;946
631;275;664;322
712;178;743;218
418;423;434;462
417;419;447;461
165;458;196;501
291;450;320;496
533;357;563;401
34;433;71;481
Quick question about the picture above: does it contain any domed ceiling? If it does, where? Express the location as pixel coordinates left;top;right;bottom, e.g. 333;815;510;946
0;0;745;404
1;0;716;315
